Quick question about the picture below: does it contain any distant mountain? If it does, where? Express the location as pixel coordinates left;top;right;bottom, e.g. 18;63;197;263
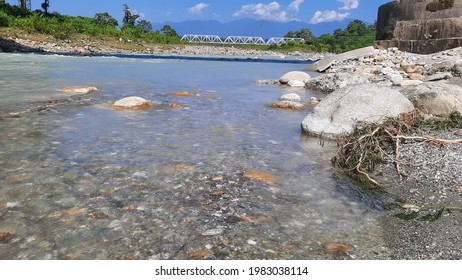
152;18;352;39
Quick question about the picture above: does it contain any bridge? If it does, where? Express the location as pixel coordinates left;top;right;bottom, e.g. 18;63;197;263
180;35;305;46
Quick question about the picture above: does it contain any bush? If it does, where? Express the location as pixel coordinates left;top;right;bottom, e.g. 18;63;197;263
0;11;10;27
1;3;180;44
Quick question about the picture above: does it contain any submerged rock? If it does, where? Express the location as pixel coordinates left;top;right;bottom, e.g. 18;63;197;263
255;79;280;85
279;71;311;84
169;91;197;97
267;101;306;110
112;96;152;110
167;103;184;109
243;170;276;185
279;93;301;102
301;84;414;138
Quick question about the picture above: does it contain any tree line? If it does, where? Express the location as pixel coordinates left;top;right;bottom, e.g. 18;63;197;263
0;2;180;43
282;19;376;53
1;2;376;52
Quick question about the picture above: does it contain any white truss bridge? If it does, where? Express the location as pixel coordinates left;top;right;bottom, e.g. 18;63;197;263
180;35;305;45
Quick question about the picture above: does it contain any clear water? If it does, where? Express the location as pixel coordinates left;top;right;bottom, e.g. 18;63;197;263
0;53;388;259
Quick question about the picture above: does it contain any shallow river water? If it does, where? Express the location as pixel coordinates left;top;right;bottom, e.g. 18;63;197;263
0;53;389;259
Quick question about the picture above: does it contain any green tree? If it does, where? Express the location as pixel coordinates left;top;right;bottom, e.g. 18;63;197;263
285;28;315;45
160;25;179;37
295;28;315;43
345;19;368;36
94;12;118;27
122;4;139;28
136;19;152;33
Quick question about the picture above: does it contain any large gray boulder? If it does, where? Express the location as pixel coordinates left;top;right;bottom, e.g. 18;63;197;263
301;84;414;138
305;72;372;93
400;82;462;116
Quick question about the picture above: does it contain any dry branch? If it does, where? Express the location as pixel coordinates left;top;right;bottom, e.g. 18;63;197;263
333;112;462;186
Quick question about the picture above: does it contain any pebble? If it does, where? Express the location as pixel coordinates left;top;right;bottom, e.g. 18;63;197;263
6;202;19;208
247;239;257;245
201;228;224;236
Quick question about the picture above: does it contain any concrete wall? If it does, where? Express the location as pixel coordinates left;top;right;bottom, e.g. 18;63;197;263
376;0;462;53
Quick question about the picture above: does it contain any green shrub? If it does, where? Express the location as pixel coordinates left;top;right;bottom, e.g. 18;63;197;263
0;10;10;27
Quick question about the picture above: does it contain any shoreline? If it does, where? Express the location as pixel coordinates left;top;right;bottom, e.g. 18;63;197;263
0;32;325;61
302;46;462;259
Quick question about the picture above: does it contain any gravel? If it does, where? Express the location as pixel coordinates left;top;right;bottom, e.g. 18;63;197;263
371;128;462;259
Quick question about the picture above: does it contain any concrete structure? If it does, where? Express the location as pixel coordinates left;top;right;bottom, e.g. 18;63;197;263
376;0;462;53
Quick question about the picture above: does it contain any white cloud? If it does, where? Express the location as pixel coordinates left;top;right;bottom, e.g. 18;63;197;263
337;0;359;11
232;1;307;22
188;3;209;15
132;9;145;19
289;0;304;12
233;2;280;17
310;10;350;24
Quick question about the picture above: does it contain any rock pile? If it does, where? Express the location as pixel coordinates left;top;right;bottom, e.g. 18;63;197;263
266;46;462;138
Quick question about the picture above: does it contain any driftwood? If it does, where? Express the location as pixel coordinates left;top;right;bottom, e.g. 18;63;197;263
333;111;462;186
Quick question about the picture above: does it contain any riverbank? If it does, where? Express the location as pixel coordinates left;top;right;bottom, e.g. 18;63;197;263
298;45;462;259
0;28;323;60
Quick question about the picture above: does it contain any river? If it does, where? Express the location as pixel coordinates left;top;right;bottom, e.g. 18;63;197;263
0;52;389;259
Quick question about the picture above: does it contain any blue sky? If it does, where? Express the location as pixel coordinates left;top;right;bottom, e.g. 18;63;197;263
7;1;390;24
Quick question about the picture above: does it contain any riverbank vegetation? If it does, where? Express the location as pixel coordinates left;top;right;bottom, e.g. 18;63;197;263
1;2;375;53
0;3;181;44
282;20;376;53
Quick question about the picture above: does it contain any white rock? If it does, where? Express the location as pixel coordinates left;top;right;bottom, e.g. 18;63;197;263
201;227;224;236
287;80;306;87
279;71;311;84
247;239;257;245
112;96;152;109
381;67;395;76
